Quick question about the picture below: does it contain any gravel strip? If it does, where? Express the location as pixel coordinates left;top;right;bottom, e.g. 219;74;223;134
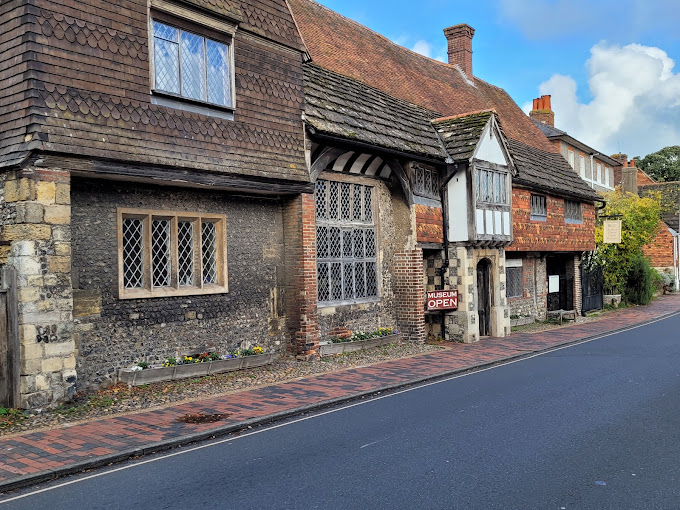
0;341;443;437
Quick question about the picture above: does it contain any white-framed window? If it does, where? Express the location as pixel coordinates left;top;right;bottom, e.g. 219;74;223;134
475;168;508;205
118;208;227;299
413;165;439;199
596;162;602;183
506;259;523;298
530;194;547;221
151;19;233;108
604;166;610;187
579;155;586;178
564;200;582;224
315;180;378;305
568;150;575;169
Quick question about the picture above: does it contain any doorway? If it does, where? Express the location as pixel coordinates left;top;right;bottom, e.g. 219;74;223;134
477;259;491;337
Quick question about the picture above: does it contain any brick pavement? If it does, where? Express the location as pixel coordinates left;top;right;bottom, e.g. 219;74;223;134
1;295;679;492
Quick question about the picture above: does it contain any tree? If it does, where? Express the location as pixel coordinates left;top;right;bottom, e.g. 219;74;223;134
592;190;661;295
637;146;680;182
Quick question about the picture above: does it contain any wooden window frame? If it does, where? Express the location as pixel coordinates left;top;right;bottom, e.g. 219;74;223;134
564;200;583;224
506;265;523;299
530;194;547;221
149;4;237;112
412;164;440;200
117;208;228;299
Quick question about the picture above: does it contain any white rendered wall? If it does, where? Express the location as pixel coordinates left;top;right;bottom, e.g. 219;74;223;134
448;170;469;241
474;123;506;165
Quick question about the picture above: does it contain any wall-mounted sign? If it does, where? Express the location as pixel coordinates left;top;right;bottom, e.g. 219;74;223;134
426;290;458;311
548;275;560;293
603;220;622;244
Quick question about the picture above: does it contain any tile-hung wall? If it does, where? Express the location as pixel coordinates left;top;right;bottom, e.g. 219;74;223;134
564;146;614;193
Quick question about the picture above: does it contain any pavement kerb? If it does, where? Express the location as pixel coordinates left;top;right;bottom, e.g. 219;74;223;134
2;306;680;495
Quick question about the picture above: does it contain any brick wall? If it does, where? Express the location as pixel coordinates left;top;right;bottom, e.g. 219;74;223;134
70;178;293;388
415;204;443;243
394;249;426;342
508;187;596;252
644;221;676;268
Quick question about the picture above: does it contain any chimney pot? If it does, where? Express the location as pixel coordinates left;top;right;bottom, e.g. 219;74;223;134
529;95;555;127
630;159;636;167
443;24;475;79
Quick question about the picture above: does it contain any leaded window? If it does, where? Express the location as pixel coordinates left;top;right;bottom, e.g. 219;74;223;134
152;20;232;107
530;194;547;221
118;209;227;298
413;165;439;199
564;200;582;223
475;168;507;205
315;180;378;304
506;266;523;298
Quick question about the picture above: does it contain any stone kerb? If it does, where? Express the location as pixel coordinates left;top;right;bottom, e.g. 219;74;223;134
1;168;75;408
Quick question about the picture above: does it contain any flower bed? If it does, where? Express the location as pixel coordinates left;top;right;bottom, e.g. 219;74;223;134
319;327;401;356
119;347;278;386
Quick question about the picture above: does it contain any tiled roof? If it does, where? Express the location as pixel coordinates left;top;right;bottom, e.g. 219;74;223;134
303;63;447;159
288;0;599;201
288;0;557;155
532;120;566;137
508;139;602;202
433;110;494;161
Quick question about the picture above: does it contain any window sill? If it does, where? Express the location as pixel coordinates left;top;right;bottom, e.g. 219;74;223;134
151;92;234;121
565;219;583;225
119;284;229;300
530;215;547;222
318;297;381;310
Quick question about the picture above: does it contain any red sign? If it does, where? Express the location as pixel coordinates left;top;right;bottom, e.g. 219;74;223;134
426;290;458;311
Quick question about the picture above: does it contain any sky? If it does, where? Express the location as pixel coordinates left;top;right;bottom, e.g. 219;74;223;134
314;0;680;158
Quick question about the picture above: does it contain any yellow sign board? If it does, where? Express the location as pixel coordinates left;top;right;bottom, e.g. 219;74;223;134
603;220;622;244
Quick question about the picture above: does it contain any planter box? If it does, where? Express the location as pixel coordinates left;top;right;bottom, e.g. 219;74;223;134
319;334;401;356
241;353;278;368
510;316;535;327
119;353;279;386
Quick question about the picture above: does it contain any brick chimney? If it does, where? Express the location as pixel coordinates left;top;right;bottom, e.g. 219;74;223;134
529;95;554;127
621;156;639;195
444;24;475;79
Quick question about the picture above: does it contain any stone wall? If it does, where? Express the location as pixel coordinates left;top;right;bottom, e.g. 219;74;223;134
70;178;289;388
507;254;547;320
0;167;76;408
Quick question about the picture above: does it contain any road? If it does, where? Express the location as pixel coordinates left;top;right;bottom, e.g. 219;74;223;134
3;313;680;509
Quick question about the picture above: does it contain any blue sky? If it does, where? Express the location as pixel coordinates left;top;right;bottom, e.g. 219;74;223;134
315;0;680;158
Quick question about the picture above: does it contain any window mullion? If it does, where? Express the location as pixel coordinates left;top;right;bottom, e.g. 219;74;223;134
144;215;152;291
203;37;208;102
197;218;204;290
171;217;179;289
178;30;183;97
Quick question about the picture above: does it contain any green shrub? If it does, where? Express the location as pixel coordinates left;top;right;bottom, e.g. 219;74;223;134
623;254;655;305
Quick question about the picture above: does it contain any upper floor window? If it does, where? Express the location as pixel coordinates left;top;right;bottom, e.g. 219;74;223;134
476;168;507;205
567;150;575;169
315;180;378;305
564;200;582;224
579;155;586;178
413;165;440;199
595;163;602;183
604;166;610;187
152;20;233;108
530;194;546;221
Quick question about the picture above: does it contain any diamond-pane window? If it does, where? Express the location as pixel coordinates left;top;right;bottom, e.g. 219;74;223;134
178;221;194;286
202;222;217;284
123;218;144;289
506;266;523;298
314;180;378;304
118;209;226;298
152;20;232;107
476;167;508;205
152;219;171;287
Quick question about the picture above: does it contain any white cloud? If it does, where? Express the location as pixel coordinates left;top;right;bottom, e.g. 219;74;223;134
526;43;680;157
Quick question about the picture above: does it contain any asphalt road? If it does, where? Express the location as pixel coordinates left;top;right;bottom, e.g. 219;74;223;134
3;313;680;509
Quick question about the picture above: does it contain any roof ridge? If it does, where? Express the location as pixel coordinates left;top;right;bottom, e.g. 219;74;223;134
298;0;465;72
432;109;496;123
